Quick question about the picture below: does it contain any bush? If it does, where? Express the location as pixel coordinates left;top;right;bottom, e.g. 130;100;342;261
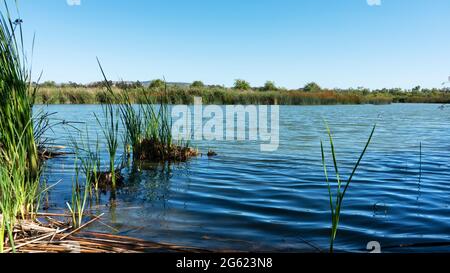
41;81;57;88
149;79;165;89
262;81;277;91
303;82;321;92
191;81;205;88
234;79;251;90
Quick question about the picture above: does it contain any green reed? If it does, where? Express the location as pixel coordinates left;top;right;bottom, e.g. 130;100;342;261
70;128;101;200
0;137;41;252
96;60;186;162
0;1;44;252
0;1;39;177
95;103;119;189
320;123;376;253
140;87;176;159
118;91;143;158
66;158;90;228
0;164;17;253
85;139;101;200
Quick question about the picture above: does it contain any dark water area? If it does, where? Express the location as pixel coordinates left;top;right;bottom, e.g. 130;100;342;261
36;103;450;253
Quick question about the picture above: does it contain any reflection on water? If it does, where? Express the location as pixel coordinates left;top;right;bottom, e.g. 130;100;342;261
37;104;450;253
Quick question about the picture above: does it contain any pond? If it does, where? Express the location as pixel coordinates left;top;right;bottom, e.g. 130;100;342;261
37;103;450;253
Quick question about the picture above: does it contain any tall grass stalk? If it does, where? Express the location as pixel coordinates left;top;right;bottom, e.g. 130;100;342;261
95;103;119;189
118;91;143;159
139;87;176;160
320;123;376;253
0;165;16;253
0;137;41;252
70;128;101;200
86;138;101;200
66;159;90;228
0;2;43;252
0;2;39;177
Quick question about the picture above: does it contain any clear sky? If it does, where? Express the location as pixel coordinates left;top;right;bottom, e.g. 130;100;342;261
12;0;450;89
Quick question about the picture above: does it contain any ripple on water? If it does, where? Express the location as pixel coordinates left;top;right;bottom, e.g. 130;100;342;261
38;104;450;252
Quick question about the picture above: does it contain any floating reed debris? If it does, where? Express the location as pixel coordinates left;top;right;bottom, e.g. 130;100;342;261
133;138;199;162
38;146;72;160
95;170;124;192
207;150;218;157
1;213;208;253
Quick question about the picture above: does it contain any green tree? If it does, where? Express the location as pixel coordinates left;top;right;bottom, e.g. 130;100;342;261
41;81;57;88
412;85;421;92
135;80;143;88
234;79;251;90
303;82;321;92
191;81;205;88
262;81;277;91
149;79;165;89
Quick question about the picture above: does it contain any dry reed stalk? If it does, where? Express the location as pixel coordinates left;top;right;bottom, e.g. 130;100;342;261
59;213;104;240
4;213;209;253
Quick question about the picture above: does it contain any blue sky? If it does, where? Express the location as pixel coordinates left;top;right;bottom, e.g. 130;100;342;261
12;0;450;89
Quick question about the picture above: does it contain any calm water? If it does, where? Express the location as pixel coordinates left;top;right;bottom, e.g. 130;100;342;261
37;104;450;253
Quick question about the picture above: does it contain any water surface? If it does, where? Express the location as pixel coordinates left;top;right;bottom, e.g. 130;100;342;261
38;104;450;253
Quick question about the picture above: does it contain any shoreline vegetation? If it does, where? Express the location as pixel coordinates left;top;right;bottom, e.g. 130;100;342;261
34;81;450;105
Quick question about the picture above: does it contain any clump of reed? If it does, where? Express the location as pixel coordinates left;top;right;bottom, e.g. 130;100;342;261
130;92;198;162
0;156;41;252
70;129;102;198
0;4;39;178
97;62;198;163
94;103;121;189
320;123;376;253
0;2;43;252
68;125;125;227
66;158;90;228
68;128;114;227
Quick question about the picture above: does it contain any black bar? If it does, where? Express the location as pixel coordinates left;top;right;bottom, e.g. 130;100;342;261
1;253;448;272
